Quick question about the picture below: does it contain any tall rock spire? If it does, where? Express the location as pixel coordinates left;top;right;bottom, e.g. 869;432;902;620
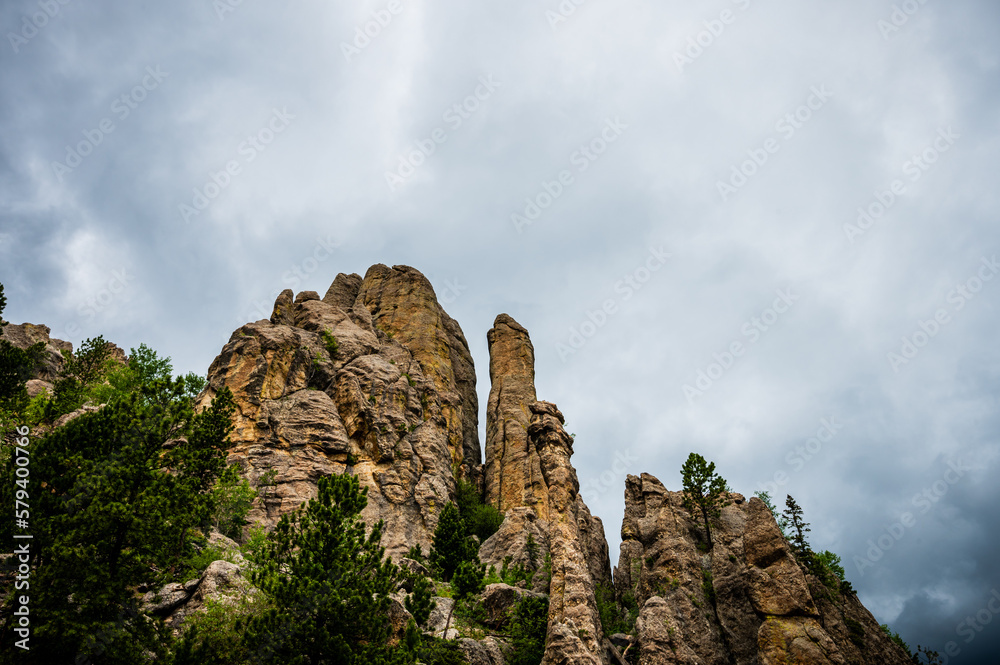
481;313;615;665
483;313;546;515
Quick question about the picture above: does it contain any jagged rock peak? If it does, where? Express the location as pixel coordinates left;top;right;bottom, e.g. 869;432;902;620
197;264;479;558
616;472;913;665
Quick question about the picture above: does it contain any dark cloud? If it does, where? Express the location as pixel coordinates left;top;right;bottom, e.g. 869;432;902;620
2;0;999;660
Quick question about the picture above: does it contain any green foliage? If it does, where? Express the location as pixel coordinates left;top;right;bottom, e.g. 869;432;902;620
507;595;549;665
0;381;236;664
525;533;539;568
179;542;226;582
701;569;716;604
256;468;278;500
808;550;855;594
782;495;811;555
880;624;912;656
212;463;257;541
244;473;405;664
405;575;437;628
455;478;504;543
497;555;535;588
181;371;207;397
845;617;865;647
0;285;43;430
406;543;425;562
42;336;115;419
453;559;486;600
430;502;477;581
680;452;731;550
170;596;258;665
0;338;42;417
412;637;469;665
241;525;270;566
596;582;635;636
754;490;792;540
775;497;856;596
537;552;553;591
32;340;204;425
320;328;339;358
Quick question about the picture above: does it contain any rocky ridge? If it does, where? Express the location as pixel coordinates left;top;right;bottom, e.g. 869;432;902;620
133;264;911;664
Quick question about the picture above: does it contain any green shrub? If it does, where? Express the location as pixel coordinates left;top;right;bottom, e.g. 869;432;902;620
455;479;504;543
430;502;477;581
701;569;716;604
320;328;339;358
241;525;269;566
179;544;227;583
453;560;486;600
507;595;549;665
845;617;865;647
243;473;405;664
498;556;535;588
405;575;437;627
596;582;634;635
880;624;912;656
171;596;259;665
211;464;257;541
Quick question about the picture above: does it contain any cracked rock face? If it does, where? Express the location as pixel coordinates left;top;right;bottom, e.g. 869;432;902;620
196;264;479;558
481;314;614;665
616;472;913;665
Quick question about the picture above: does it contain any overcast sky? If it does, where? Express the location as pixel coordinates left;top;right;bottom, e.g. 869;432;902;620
2;0;999;660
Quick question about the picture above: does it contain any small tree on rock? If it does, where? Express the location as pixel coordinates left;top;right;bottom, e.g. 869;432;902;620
429;502;476;581
783;495;811;555
243;473;405;665
680;452;731;550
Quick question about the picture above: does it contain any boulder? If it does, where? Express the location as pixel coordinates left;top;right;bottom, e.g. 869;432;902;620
457;637;507;665
481;583;546;628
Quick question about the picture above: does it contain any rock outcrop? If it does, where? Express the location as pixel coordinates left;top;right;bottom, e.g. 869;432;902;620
1;322;72;382
481;314;615;665
196;265;479;557
615;472;913;665
142;533;252;633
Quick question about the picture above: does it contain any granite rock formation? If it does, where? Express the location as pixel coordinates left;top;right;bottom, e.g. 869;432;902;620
195;264;479;557
169;268;914;663
615;472;913;665
480;314;615;665
1;322;72;384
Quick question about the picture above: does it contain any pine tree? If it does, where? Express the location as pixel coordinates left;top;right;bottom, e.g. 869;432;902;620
429;502;476;581
680;452;731;550
405;575;437;628
0;377;236;664
453;559;486;600
244;473;408;665
783;495;811;555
